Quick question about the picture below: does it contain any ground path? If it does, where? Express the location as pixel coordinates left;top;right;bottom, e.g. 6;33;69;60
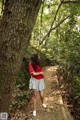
32;66;73;120
10;66;74;120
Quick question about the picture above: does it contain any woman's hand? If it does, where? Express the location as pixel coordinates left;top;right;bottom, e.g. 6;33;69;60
31;71;44;76
40;72;44;75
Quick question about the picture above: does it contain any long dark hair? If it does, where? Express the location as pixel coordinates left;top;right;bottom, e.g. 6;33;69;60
31;53;40;71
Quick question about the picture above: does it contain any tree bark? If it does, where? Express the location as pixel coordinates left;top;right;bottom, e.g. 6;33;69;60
0;0;42;112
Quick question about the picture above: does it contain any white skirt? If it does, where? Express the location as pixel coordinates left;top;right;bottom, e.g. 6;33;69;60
29;76;45;91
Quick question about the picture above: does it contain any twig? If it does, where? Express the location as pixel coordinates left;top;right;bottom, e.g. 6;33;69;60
40;1;63;45
62;0;80;4
41;15;70;45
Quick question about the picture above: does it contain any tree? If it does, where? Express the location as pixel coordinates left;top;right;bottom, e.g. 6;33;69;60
0;0;42;112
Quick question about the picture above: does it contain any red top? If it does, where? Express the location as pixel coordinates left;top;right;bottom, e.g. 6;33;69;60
28;63;44;80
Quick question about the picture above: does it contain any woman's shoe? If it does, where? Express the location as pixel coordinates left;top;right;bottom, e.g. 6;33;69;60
33;110;36;116
42;103;47;108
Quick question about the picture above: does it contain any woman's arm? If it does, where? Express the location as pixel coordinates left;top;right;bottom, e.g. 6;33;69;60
29;63;44;76
31;71;44;76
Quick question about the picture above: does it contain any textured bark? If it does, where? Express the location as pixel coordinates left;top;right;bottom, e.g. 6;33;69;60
0;0;42;112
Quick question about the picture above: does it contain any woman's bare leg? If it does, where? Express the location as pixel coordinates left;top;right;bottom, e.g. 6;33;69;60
39;90;44;104
32;91;37;111
39;90;47;108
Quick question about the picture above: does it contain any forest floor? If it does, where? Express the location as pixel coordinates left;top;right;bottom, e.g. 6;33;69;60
10;66;74;120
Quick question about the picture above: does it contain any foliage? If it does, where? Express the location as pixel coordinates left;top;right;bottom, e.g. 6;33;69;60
10;90;31;110
16;57;30;90
31;0;80;100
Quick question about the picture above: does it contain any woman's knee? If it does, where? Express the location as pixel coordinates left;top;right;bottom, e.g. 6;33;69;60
39;91;44;97
33;91;37;99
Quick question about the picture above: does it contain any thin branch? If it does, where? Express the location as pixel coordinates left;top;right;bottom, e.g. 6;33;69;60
45;0;65;36
40;1;44;27
50;2;63;30
40;15;70;45
40;0;80;45
51;15;70;31
62;0;80;4
39;0;45;37
40;2;63;45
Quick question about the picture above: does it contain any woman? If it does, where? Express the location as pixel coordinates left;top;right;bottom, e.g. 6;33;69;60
28;53;46;116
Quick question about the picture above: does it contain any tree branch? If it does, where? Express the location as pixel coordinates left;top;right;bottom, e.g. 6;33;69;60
40;0;79;45
39;2;63;45
39;0;45;39
62;0;80;4
40;15;70;45
50;2;63;31
51;15;70;31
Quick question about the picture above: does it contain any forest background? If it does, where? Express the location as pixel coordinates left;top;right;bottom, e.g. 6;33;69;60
0;0;80;119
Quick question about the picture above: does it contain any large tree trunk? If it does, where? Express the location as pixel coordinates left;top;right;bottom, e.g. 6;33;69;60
0;0;42;112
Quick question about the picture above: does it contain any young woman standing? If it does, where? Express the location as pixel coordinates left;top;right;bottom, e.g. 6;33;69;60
28;53;46;116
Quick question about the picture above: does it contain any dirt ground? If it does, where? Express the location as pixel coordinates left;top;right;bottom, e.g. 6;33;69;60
10;66;74;120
